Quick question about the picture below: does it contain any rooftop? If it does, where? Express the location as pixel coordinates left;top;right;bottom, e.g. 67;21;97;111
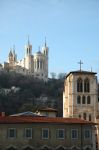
0;116;95;125
66;70;97;78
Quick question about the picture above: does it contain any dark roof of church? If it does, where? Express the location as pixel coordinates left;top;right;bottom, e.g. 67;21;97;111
66;70;97;78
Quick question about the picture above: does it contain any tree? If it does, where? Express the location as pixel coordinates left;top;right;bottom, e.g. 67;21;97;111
50;72;56;79
57;73;66;79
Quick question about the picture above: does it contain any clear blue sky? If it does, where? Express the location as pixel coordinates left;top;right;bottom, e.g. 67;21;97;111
0;0;99;77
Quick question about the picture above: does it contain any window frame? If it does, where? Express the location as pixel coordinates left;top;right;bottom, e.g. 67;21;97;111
77;78;83;92
57;129;65;139
8;128;16;138
84;78;90;92
87;96;91;104
84;129;91;139
77;95;81;104
82;95;86;104
42;128;49;139
71;129;78;139
25;128;32;139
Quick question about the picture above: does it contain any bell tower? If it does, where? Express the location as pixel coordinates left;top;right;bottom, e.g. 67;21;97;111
25;36;32;57
42;37;48;57
24;36;33;72
42;37;49;80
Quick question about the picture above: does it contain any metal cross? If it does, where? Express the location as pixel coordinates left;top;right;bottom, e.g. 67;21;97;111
78;60;83;71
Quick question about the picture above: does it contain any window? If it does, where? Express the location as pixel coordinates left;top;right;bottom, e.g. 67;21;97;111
89;114;91;121
25;128;32;139
37;60;39;69
42;128;49;139
29;48;31;54
87;96;91;104
77;96;81;104
77;78;83;92
8;128;16;138
84;129;91;139
84;78;90;92
71;129;78;139
82;95;86;104
83;113;86;120
57;129;65;139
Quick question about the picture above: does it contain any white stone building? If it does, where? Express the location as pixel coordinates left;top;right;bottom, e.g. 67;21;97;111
3;39;49;81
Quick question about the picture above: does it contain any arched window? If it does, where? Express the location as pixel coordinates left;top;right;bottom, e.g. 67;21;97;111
83;113;86;120
77;96;81;104
89;114;91;121
84;78;90;92
82;95;86;104
27;48;28;54
87;96;91;104
77;78;83;92
37;60;39;69
29;48;31;54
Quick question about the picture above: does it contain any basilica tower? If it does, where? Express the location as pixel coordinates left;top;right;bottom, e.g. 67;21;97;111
8;46;17;68
24;37;33;73
42;38;49;80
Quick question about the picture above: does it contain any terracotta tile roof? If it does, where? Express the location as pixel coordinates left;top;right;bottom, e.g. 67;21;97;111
0;116;95;125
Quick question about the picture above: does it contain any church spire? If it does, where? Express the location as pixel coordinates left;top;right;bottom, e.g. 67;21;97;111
45;36;47;47
28;35;30;45
13;45;15;53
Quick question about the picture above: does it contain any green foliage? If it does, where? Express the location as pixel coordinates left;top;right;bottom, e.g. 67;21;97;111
0;72;64;116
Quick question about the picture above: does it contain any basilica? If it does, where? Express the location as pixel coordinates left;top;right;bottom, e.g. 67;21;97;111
2;38;49;81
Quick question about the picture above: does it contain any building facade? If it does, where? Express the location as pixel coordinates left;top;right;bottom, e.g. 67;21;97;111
0;116;96;150
63;70;98;122
3;39;49;81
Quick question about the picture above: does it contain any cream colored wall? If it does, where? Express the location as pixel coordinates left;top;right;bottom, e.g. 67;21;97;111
0;123;94;150
63;73;98;122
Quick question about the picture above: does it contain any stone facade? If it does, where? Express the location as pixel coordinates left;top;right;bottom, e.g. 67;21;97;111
63;71;98;122
0;116;95;150
63;70;99;149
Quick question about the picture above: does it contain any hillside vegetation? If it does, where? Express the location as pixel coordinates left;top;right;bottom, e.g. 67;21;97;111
0;72;64;116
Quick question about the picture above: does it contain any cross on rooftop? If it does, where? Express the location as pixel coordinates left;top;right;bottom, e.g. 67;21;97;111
78;60;83;71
